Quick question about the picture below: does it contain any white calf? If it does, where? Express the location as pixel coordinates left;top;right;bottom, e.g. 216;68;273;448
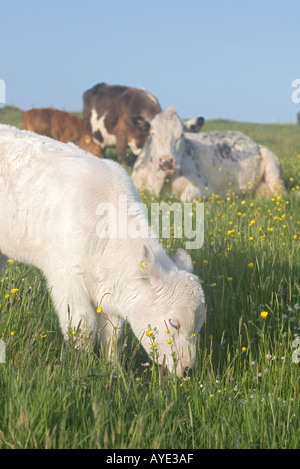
0;125;205;375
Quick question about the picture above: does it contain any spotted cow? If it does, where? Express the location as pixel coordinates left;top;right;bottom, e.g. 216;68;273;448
131;107;283;201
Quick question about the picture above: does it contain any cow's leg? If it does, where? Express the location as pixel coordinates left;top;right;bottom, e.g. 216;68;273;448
259;146;283;196
47;273;96;346
171;176;203;202
115;135;127;165
94;312;124;362
0;252;8;273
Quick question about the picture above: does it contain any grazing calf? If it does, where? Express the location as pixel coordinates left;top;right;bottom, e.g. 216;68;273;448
0;125;205;375
131;107;283;201
22;108;103;158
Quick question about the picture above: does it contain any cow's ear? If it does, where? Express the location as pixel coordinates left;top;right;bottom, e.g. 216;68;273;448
139;243;165;283
172;248;194;273
132;115;150;133
185;117;205;133
192;117;205;132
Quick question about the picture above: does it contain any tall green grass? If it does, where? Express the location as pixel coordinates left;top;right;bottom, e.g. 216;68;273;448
0;106;299;448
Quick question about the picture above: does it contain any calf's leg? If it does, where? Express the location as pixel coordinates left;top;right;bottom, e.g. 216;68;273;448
47;272;96;344
0;252;8;273
94;312;123;363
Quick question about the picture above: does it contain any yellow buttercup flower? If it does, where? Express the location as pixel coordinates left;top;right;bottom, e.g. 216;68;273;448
146;330;154;337
139;262;148;277
260;311;268;319
96;306;103;313
11;288;19;294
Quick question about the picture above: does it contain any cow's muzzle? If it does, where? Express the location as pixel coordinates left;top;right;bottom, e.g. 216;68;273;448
157;156;176;173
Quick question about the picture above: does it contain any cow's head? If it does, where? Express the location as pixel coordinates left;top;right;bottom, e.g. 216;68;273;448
78;134;103;158
132;107;185;174
132;244;205;376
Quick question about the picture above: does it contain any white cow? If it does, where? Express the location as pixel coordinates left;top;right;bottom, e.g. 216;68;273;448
131;107;283;202
0;125;205;375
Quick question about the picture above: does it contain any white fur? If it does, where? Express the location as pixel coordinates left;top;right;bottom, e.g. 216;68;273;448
131;107;283;202
0;125;205;375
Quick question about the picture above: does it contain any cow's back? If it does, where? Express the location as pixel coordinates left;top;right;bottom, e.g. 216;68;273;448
83;82;161;135
22;108;52;136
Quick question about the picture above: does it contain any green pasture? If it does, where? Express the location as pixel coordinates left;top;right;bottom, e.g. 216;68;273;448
0;106;299;449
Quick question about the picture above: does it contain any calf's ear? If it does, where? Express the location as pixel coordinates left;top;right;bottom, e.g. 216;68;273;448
132;115;150;133
172;248;194;273
139;244;166;284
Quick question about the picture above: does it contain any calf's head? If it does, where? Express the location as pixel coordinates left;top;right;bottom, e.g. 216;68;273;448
132;244;205;376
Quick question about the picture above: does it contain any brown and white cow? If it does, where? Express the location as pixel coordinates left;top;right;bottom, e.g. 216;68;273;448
82;83;162;163
22;108;103;158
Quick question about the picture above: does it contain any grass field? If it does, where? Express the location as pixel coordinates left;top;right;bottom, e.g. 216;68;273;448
0;106;299;449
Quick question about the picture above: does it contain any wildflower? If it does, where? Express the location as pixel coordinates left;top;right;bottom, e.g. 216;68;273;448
210;282;217;287
249;220;255;227
139;261;148;277
71;330;76;335
96;306;103;313
242;347;247;352
167;339;173;344
203;259;209;265
190;333;196;338
11;288;19;294
227;277;233;281
165;328;171;334
241;200;246;205
293;234;298;240
7;259;15;265
10;331;15;336
40;334;47;338
146;330;154;337
248;262;254;268
260;311;268;319
151;342;156;347
4;294;9;299
248;236;254;242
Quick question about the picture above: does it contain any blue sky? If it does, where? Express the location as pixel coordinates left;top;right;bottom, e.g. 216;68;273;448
1;0;300;123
